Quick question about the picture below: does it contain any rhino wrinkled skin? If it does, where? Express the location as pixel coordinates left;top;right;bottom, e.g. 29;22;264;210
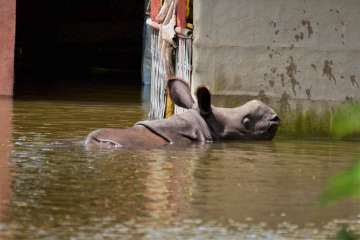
85;78;280;148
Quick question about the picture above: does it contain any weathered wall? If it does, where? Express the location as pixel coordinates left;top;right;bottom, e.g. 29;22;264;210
193;0;360;136
0;0;16;96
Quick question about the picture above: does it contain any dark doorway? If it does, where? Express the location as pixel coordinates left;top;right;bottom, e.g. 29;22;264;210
14;0;145;97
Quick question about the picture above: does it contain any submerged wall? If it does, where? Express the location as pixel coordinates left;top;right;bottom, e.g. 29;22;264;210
0;0;15;96
193;0;360;136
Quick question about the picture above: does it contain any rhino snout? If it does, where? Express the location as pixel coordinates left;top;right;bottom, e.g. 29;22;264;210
264;114;280;140
269;115;281;126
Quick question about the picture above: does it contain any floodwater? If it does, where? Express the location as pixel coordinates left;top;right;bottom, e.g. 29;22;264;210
0;87;359;239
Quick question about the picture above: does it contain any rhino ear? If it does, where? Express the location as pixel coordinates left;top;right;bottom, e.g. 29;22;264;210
196;86;212;115
167;78;194;109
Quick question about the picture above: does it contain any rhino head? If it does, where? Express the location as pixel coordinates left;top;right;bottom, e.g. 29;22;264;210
168;78;280;141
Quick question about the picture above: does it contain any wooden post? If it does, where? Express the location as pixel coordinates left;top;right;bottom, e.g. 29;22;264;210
0;0;16;96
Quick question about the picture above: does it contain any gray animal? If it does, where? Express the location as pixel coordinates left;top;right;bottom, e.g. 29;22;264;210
85;78;280;148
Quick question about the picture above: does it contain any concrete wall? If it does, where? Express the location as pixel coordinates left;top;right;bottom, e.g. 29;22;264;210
0;0;15;96
193;0;360;136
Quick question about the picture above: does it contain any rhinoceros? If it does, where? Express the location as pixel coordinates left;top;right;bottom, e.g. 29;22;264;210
85;78;280;148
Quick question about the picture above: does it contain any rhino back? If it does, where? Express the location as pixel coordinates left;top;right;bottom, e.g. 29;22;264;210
136;110;212;144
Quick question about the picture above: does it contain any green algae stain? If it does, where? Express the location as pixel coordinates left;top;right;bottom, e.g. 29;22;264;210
277;102;360;139
331;103;360;138
274;107;332;138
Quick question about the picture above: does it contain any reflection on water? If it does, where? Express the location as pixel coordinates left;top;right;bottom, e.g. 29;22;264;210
0;97;13;224
0;89;359;239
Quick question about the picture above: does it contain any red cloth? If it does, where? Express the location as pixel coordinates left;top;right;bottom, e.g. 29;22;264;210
151;0;162;22
151;0;187;28
0;0;16;96
176;0;186;28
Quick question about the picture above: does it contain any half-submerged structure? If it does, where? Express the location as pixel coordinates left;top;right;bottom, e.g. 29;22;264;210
145;0;193;119
146;0;360;136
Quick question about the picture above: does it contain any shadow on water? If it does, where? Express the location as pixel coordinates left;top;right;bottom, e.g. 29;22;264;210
0;89;359;239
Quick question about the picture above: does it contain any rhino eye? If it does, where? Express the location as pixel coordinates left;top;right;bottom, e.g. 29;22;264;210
242;116;251;129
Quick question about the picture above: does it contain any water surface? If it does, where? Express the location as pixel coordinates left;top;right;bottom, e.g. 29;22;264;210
0;89;359;239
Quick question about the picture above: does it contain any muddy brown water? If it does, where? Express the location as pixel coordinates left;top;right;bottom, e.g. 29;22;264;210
0;87;359;239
